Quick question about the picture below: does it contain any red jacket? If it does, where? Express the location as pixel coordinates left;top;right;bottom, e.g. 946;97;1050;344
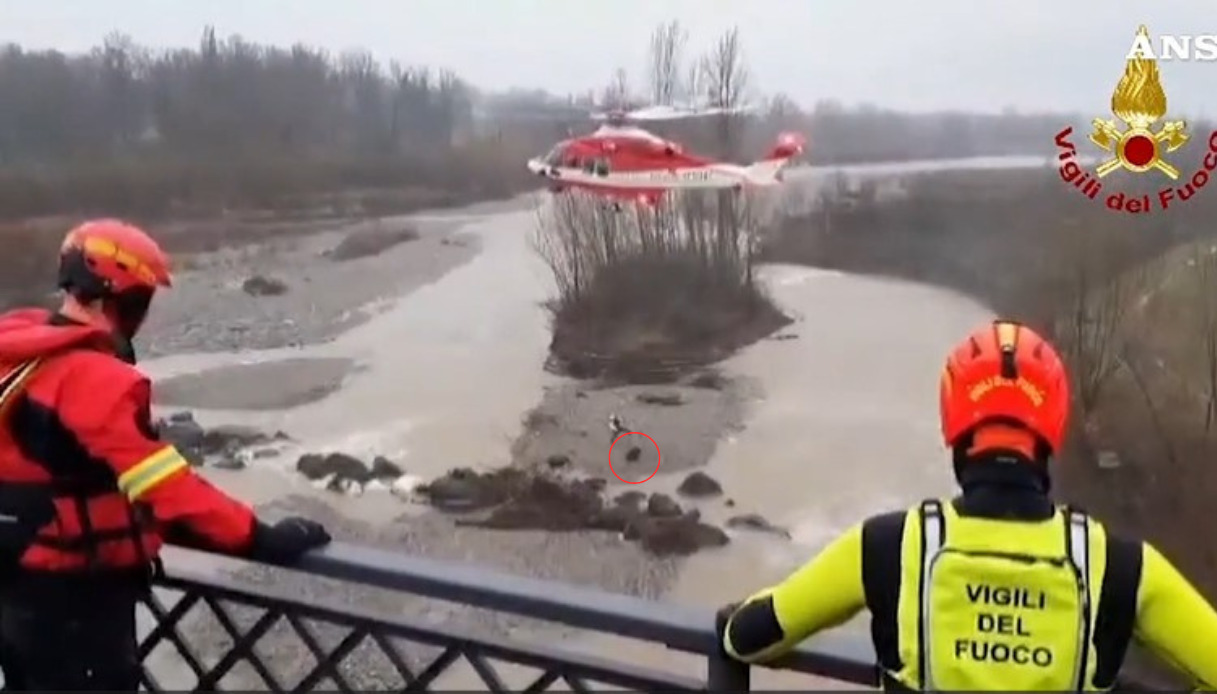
0;308;255;574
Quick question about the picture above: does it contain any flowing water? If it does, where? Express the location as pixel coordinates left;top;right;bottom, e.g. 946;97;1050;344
140;156;1035;686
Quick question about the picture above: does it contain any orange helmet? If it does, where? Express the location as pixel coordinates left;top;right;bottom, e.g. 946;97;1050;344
57;219;172;341
939;320;1070;454
58;219;172;296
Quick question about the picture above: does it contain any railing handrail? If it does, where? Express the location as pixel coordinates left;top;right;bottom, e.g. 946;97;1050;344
166;540;879;686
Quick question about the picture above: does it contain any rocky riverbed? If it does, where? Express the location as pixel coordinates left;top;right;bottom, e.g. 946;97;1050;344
140;198;521;358
130;198;836;688
157;409;790;559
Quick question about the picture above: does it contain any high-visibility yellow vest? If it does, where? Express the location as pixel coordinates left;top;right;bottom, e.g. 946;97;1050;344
890;499;1102;691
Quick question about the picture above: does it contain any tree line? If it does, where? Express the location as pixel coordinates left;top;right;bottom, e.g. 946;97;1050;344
0;25;1147;221
0;27;473;164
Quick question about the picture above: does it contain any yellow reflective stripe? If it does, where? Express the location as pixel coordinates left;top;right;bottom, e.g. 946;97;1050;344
117;445;189;500
81;236;160;285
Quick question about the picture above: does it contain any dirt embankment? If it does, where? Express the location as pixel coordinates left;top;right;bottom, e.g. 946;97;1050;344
0;194;523;320
139;218;484;357
0;199;538;359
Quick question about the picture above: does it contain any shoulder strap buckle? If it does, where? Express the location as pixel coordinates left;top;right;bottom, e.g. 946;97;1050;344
1062;506;1091;578
919;498;945;557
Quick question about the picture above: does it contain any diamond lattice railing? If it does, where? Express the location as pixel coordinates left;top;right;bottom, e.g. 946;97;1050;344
137;573;703;692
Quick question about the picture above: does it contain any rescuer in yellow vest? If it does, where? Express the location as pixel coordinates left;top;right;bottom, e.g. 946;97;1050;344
719;320;1217;690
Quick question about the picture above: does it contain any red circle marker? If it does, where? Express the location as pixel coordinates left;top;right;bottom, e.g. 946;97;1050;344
608;432;661;484
1123;134;1156;167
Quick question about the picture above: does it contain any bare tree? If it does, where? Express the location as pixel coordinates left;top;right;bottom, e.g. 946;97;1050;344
1118;343;1178;466
698;27;753;279
647;21;686;106
1187;243;1217;434
602;67;631;109
0;26;482;165
700;27;749;159
1054;221;1155;415
684;60;704;106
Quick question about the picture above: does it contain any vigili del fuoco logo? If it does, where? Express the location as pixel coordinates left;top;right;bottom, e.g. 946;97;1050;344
1054;25;1217;214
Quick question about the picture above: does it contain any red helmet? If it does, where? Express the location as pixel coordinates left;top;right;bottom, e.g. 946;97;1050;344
58;219;171;295
939;320;1070;454
57;219;172;340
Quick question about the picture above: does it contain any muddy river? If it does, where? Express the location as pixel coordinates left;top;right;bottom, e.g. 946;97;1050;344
140;156;1037;687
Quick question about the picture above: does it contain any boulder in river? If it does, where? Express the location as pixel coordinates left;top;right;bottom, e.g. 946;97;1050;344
635;392;684;406
613;490;646;509
417;467;520;512
201;425;273;456
726;513;792;540
154;411;275;467
457;474;607;531
676;471;723;498
629;513;730;556
687;370;727;390
326;226;420;261
370;455;404;480
323;475;365;497
296;452;371;484
645;493;682;518
156;412;207;465
241;275;288;296
422;467;730;558
211;455;248;471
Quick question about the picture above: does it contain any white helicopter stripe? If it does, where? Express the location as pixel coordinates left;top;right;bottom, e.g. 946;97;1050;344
544;164;752;189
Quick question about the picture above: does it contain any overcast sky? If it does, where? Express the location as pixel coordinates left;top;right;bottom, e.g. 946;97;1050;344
2;0;1214;116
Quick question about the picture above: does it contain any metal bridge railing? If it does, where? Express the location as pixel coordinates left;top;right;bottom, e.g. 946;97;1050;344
138;542;878;691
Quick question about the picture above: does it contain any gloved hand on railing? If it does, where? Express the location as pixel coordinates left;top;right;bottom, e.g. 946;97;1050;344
715;601;741;647
249;516;331;564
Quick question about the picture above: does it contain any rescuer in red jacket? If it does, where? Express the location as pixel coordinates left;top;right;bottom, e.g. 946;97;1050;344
0;219;331;691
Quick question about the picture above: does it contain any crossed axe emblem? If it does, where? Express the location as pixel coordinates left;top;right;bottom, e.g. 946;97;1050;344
1088;119;1189;179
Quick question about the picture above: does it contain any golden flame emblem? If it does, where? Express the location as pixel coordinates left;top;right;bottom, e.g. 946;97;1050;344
1089;25;1189;179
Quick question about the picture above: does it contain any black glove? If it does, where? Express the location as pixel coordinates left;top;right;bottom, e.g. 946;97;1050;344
716;601;741;627
715;600;742;646
249;516;331;564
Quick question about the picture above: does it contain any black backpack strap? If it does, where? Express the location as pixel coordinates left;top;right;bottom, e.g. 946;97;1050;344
861;510;907;675
1091;535;1143;689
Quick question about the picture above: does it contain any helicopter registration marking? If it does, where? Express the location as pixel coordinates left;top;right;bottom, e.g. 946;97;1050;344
608;170;715;181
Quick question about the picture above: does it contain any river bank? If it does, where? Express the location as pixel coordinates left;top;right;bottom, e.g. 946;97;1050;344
137;157;1035;687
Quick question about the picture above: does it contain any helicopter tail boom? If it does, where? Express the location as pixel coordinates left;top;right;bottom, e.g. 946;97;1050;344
743;132;807;185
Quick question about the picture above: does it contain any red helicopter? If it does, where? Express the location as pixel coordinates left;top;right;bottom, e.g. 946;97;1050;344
526;105;807;206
